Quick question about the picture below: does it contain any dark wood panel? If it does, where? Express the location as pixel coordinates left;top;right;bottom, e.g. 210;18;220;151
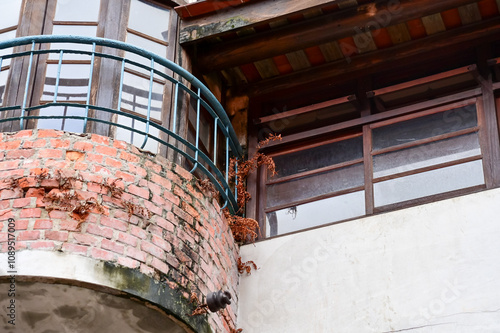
196;0;480;72
247;16;500;96
179;0;339;43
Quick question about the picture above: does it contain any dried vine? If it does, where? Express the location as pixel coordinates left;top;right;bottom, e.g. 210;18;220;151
220;309;243;333
188;292;209;316
237;257;258;275
100;178;124;198
224;134;281;244
197;178;218;199
3;169;152;227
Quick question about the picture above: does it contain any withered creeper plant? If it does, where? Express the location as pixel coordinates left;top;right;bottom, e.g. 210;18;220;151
3;169;152;229
224;134;281;244
237;257;258;275
188;292;209;316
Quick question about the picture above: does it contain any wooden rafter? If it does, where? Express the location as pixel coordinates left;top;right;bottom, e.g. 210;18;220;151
179;0;339;43
195;0;481;72
247;15;500;95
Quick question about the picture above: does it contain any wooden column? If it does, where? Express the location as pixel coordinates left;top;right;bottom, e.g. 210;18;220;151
88;0;130;137
0;0;52;133
476;46;500;188
358;78;374;215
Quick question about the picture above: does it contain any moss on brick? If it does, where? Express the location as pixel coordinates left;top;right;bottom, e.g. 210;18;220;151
102;261;213;333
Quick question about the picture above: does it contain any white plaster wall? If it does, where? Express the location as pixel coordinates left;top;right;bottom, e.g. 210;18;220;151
238;188;500;332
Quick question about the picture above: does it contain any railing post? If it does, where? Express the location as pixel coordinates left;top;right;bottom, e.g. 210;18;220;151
190;87;201;173
172;81;179;134
221;128;231;210
234;160;238;211
117;59;125;111
213;118;218;163
20;41;36;130
84;42;96;132
53;50;64;102
140;57;155;149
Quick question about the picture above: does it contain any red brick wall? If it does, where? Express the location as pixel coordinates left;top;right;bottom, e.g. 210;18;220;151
0;129;239;332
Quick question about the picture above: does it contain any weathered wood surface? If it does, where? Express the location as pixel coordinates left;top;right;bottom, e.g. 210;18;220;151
195;0;480;72
179;0;343;44
246;16;500;96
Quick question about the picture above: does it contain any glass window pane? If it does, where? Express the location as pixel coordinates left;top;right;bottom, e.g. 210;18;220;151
0;69;8;105
37;106;84;132
129;0;170;42
121;72;163;119
373;132;481;178
43;63;90;101
273;136;363;178
54;0;100;21
267;163;364;208
0;30;17;66
0;0;22;28
64;107;86;132
37;106;64;130
52;25;97;36
115;115;133;142
266;191;366;237
115;115;159;153
125;33;168;72
374;159;485;207
373;105;477;151
50;26;97;61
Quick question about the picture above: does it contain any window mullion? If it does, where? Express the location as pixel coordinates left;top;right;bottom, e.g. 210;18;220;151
477;78;500;188
363;125;374;215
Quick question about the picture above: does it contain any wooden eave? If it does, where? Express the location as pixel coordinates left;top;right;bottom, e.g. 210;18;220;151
179;0;500;96
177;0;349;43
175;0;256;20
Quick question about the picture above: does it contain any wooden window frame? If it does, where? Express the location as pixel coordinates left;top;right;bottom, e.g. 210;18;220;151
254;64;500;239
0;0;179;145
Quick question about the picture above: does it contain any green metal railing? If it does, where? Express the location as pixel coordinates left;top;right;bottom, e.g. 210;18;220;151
0;35;242;213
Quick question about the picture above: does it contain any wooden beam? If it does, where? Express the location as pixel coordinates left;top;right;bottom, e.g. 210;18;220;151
263;91;480;147
370;65;473;96
179;0;339;44
254;95;354;125
196;0;480;71
247;15;500;96
176;0;254;20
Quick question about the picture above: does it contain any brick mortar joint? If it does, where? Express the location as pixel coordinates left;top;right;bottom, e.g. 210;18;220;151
0;130;241;285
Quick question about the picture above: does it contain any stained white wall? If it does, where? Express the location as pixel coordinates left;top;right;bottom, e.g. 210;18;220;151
238;188;500;332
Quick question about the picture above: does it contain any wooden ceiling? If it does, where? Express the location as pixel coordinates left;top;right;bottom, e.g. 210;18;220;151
178;0;500;95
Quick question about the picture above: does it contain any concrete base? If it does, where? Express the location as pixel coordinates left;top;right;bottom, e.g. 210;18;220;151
0;281;186;333
0;251;207;333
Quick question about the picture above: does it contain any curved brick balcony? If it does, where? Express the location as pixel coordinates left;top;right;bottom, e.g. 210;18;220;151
0;35;242;213
0;129;239;332
0;35;242;333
